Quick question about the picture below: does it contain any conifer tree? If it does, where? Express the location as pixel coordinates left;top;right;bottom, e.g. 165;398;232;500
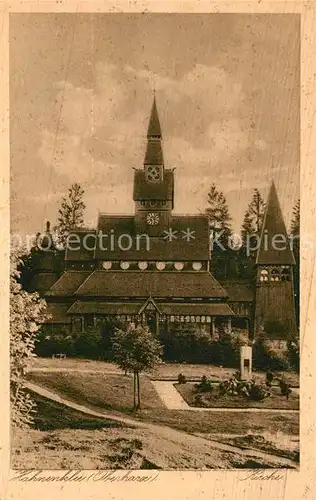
205;183;234;278
54;183;86;248
239;189;266;279
241;189;266;247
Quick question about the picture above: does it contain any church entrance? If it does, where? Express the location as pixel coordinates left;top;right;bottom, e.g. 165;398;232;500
145;311;157;334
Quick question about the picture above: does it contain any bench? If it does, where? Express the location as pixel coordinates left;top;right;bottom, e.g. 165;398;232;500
52;353;66;359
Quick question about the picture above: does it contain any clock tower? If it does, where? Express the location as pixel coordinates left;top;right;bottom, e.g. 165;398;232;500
133;97;174;236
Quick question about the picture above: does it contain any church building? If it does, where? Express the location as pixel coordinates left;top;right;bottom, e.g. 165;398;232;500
30;98;298;342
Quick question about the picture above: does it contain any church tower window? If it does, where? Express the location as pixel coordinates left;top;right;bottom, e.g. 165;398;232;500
192;262;202;271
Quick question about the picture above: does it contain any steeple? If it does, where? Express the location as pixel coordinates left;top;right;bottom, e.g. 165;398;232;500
147;95;162;139
256;181;295;265
144;96;163;166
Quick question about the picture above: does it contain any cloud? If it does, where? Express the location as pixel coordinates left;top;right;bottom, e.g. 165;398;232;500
35;61;275;228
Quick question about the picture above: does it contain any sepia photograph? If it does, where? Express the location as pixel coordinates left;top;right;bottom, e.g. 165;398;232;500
9;12;300;471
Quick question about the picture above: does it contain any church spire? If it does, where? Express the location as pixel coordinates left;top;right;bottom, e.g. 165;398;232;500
256;181;295;265
147;95;162;139
144;96;163;166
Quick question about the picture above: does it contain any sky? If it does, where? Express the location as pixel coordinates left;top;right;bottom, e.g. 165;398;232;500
10;13;300;236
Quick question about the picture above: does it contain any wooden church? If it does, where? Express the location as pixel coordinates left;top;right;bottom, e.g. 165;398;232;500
29;98;298;342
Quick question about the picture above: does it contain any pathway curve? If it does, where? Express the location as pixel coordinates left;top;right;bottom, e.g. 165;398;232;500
25;381;298;469
152;380;299;413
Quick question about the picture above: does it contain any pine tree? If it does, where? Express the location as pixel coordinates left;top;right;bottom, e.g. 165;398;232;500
54;183;86;248
241;189;266;247
290;199;300;238
290;199;300;327
239;189;266;279
205;183;234;278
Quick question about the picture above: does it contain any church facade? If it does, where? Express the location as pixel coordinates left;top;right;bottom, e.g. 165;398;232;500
30;99;298;342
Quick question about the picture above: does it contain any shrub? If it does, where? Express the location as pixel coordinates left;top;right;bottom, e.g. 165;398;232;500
177;373;187;384
194;375;213;393
74;326;102;359
194;393;204;407
218;373;270;401
287;336;300;373
35;324;75;357
279;378;292;399
248;381;270;401
266;370;274;387
252;332;290;372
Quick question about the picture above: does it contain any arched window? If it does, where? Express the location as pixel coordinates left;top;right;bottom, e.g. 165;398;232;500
260;269;269;282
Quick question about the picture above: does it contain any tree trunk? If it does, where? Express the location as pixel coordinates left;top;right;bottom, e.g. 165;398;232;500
133;371;136;409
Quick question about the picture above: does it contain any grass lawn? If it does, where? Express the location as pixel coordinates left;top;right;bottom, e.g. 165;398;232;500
27;371;299;438
175;383;299;410
12;393;299;470
28;357;300;387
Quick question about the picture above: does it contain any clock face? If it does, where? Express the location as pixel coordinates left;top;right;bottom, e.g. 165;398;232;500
146;212;160;225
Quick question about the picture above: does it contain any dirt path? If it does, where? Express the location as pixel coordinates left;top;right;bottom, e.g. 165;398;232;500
25;381;298;468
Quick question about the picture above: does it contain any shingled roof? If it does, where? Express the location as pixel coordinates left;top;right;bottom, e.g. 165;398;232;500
28;272;58;295
65;230;96;261
45;303;72;323
45;271;91;297
220;280;254;302
94;214;210;260
67;300;233;316
256;182;295;265
74;270;227;299
147;97;162;138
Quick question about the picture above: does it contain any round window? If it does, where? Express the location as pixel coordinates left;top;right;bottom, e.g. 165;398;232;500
192;262;202;271
174;262;184;270
120;261;130;270
138;261;148;270
156;262;166;271
102;261;112;270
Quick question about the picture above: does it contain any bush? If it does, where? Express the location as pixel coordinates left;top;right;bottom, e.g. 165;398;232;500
279;378;292;399
248;382;270;401
287;337;300;373
266;370;274;387
35;324;75;357
74;326;102;359
177;373;187;384
218;374;270;401
194;375;213;393
252;332;290;372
